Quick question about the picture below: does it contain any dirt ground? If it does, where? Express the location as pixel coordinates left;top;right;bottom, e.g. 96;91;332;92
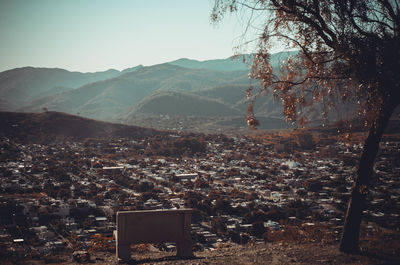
15;241;400;265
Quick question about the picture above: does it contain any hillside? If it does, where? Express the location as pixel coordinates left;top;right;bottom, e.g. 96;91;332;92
13;240;400;264
18;64;252;121
0;67;126;105
192;84;249;106
128;91;242;117
168;51;298;71
0;111;164;143
168;56;249;71
112;241;400;264
192;84;284;117
0;52;302;131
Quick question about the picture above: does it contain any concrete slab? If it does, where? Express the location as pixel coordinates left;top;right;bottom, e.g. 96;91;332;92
116;209;193;262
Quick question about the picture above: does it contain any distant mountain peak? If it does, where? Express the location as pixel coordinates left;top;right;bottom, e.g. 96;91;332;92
120;64;144;75
167;56;249;71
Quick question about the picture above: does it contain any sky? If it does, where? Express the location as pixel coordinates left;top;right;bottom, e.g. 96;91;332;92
0;0;258;73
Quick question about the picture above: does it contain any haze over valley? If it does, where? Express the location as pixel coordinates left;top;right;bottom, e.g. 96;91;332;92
0;53;299;132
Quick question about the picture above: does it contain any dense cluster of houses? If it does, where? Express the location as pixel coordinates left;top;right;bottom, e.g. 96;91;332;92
0;133;399;258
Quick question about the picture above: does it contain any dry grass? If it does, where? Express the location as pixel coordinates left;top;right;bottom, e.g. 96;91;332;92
266;223;338;244
359;223;400;258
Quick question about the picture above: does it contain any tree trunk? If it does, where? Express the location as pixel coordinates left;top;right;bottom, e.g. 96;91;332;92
339;100;397;253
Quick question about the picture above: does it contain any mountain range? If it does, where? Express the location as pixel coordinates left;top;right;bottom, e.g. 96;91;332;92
0;111;163;143
0;52;298;131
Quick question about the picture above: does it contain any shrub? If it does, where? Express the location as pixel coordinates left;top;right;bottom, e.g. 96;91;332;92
251;221;268;238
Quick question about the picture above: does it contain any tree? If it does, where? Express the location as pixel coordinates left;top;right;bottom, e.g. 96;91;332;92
212;0;400;253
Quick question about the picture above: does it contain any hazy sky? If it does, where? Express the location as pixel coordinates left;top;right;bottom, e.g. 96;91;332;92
0;0;255;73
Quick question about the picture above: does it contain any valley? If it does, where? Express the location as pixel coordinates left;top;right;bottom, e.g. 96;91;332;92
0;112;399;263
1;53;399;263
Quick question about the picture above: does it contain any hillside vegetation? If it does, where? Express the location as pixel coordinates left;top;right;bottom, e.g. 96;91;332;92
0;53;302;131
0;111;164;143
130;91;242;117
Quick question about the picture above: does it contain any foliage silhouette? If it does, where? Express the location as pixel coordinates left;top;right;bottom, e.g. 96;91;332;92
212;0;400;253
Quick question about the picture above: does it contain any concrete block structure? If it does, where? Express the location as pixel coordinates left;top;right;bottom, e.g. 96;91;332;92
116;209;193;262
